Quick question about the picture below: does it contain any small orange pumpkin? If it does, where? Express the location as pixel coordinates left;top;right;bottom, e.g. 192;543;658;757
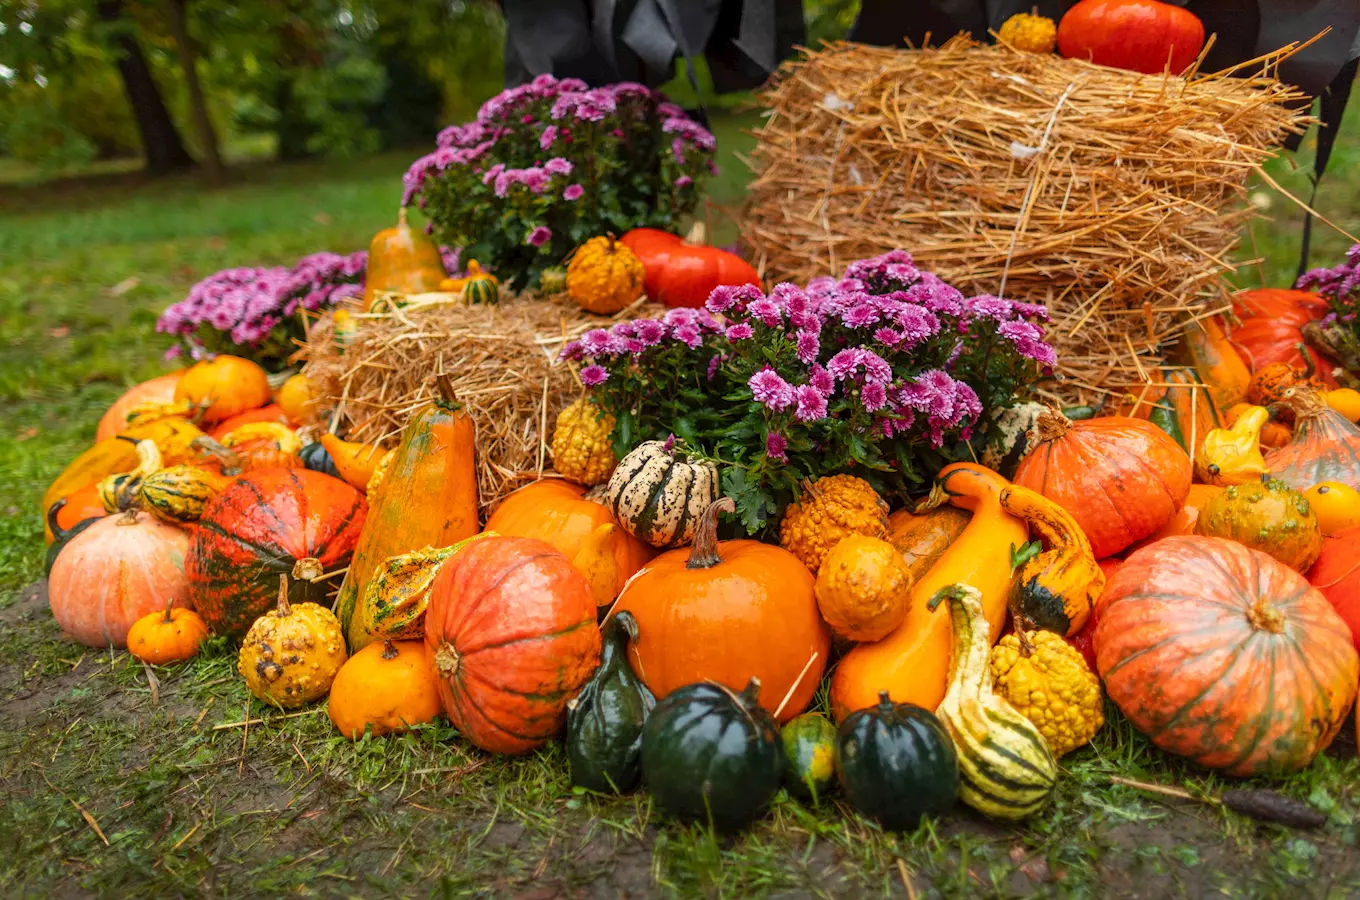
1303;483;1360;537
274;375;313;423
328;640;443;739
174;355;272;424
1246;354;1327;415
127;596;209;665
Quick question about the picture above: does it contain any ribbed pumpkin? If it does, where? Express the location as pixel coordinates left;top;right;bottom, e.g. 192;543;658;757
188;469;367;638
1230;289;1335;381
334;375;478;636
362;208;447;310
1308;525;1360;654
1057;0;1204;75
1266;388;1360;493
484;480;654;607
603;440;718;549
96;371;184;442
611;498;830;723
424;535;602;754
1098;536;1358;776
619;224;761;309
836;693;959;830
567;235;645;314
1012;409;1191;559
48;511;192;649
1194;477;1322;572
174;355;271;425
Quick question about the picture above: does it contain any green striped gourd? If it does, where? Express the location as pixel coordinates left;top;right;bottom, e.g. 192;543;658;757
603;440;718;549
463;276;498;305
927;584;1057;820
140;465;228;523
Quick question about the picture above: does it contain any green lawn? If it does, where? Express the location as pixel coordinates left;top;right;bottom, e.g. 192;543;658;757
3;106;1360;897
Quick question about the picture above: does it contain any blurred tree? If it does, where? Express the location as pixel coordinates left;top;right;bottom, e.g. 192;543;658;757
96;0;194;172
165;0;224;182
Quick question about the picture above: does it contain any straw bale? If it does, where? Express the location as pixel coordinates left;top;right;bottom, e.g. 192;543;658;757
742;37;1313;400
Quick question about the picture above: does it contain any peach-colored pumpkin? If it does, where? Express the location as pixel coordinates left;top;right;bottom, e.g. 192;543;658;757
48;511;192;648
95;371;184;442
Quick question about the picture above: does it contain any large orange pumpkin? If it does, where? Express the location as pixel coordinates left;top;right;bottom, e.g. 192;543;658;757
1012;409;1191;559
1308;525;1360;654
619;225;760;309
424;535;601;754
1097;535;1358;776
611;498;830;723
96;371;184;442
484;480;655;606
174;355;272;424
1229;289;1336;384
48;511;192;648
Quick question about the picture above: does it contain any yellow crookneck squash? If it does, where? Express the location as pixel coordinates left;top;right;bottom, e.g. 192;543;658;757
334;374;479;640
998;484;1102;638
362;208;447;311
830;463;1026;719
320;433;388;493
1194;405;1269;486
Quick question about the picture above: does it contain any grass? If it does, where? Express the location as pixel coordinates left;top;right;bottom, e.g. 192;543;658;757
4;105;1360;897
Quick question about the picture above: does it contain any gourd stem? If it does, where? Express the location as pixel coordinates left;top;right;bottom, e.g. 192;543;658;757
1295;343;1316;379
46;499;70;542
292;557;324;582
433;373;462;409
686;498;736;570
117;508;139;526
1246;598;1285;634
381;639;399;661
397;207;408;227
434;641;460;677
162;592;176;625
1034;408;1072;443
276;573;292;616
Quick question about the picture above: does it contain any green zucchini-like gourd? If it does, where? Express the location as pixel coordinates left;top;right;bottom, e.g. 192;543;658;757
565;611;654;793
299;441;341;479
640;677;783;830
836;691;958;830
603;440;718;548
927;584;1057;821
781;711;838;803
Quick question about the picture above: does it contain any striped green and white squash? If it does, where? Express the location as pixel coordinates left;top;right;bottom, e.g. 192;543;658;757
140;465;229;523
928;584;1057;821
603;441;718;549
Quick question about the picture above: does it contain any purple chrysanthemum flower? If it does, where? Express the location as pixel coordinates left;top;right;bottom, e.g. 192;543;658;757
726;323;754;341
794;384;828;422
674;175;693;188
580;364;609;387
749;367;794;412
747;298;782;328
766;432;788;461
861;381;888;412
997;320;1057;366
674;324;703;348
563;184;584;201
795;330;820;365
809;366;835;396
544;157;573;176
636;319;665;346
527;226;552;248
539;125;558;150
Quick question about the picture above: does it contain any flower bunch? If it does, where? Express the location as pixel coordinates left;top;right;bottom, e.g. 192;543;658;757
562;250;1056;534
404;74;715;291
1297;243;1360;369
157;250;367;369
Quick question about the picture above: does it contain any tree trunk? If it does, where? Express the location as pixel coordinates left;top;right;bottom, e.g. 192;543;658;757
166;0;225;184
95;0;195;174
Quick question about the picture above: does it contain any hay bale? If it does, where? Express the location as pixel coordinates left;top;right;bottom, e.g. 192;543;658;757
742;38;1312;400
299;294;648;516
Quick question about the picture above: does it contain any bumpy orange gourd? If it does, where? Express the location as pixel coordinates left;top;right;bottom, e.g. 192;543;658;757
1304;483;1360;536
425;536;602;754
612;498;830;723
219;421;304;470
998;12;1057;52
1248;357;1326;411
1194;477;1322;572
1012;409;1191;559
484;480;655;607
831;464;1027;718
814;535;913;642
320;433;388;492
886;505;971;584
127;595;209;665
362;208;447;310
567;235;645;314
328;640;442;739
96;371;184;442
780;475;890;574
275;374;313;423
174;355;271;424
1098;536;1357;776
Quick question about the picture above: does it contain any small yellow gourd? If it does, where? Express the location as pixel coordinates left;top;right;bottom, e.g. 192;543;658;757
567;236;645;314
1325;388;1360;423
997;12;1057;53
780;475;890;575
1302;482;1360;536
552;397;618;486
998;484;1102;637
275;374;313;422
1195;405;1269;486
238;575;347;709
813;535;912;642
989;630;1103;758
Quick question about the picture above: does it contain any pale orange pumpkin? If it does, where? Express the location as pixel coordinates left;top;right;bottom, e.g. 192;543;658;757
174;355;272;424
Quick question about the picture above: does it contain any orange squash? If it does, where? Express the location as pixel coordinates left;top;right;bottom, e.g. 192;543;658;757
127;596;209;665
611;498;830;723
208;404;289;440
1171;315;1250;412
334;375;479;637
1127;484;1223;551
1012;410;1191;559
328;640;443;739
1308;525;1360;654
320;434;388;491
484;480;655;606
47;484;108;538
885;505;971;583
1230;289;1336;384
275;374;313;423
362;208;447;310
96;371;184;442
174;355;272;424
831;464;1026;719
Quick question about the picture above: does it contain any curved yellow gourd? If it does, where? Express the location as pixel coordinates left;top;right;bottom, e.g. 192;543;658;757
998;484;1102;637
1195;405;1269;486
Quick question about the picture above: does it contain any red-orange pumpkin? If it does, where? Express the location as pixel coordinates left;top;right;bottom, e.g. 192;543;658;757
187;469;367;638
96;371;184;442
1057;0;1204;75
1012;409;1192;559
619;226;760;309
1309;525;1360;654
424;535;602;754
1097;535;1358;776
610;498;831;723
1230;289;1336;385
48;511;192;648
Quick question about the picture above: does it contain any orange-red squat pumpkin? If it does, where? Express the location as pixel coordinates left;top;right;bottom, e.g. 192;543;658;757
610;498;830;723
424;535;602;754
1057;0;1205;75
619;227;760;309
48;511;193;649
208;404;290;440
1097;535;1358;776
1013;409;1191;559
1308;525;1360;655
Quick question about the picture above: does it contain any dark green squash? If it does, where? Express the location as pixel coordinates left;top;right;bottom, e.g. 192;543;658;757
44;500;101;576
299;441;341;479
781;711;838;803
836;691;959;831
640;677;783;831
565;611;654;793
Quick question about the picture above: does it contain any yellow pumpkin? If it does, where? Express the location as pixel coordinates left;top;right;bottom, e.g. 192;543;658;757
567;236;645;314
362;208;447;310
328;640;442;739
275;374;313;423
552;397;617;486
1303;483;1360;536
238;575;347;709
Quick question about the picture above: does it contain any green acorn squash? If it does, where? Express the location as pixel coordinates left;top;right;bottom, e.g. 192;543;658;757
565;611;654;793
781;711;838;803
299;441;341;479
836;691;958;830
640;677;783;831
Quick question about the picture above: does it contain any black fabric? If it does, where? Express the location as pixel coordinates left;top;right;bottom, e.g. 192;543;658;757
1298;55;1360;278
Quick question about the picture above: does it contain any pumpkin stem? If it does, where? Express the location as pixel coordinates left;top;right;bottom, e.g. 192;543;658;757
684;220;707;246
877;690;894;712
380;639;399;661
117;508;139;526
433;372;462;409
738;676;762;708
1034;408;1072;442
1246;598;1285;634
1295;343;1316;379
162;592;177;625
434;641;460;677
397;207;409;227
275;573;292;616
292;557;324;582
1017;629;1037;658
686;497;735;570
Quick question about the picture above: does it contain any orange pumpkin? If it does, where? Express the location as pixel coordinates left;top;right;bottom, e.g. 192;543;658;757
208;404;290;440
1126;483;1223;551
127;596;209;665
1308;525;1360;654
1266;388;1360;492
424;535;601;754
1230;289;1336;382
48;484;108;537
619;224;760;309
1304;483;1360;536
484;480;656;606
1097;536;1357;776
96;371;184;442
1065;556;1124;671
611;498;830;723
174;355;272;424
48;511;192;649
362;208;447;310
275;374;313;423
328;640;443;739
1012;409;1192;559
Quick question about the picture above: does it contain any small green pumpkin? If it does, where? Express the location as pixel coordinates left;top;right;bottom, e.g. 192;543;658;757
781;711;838;803
565;611;654;793
640;677;783;831
463;277;498;305
299;441;341;479
836;691;958;830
